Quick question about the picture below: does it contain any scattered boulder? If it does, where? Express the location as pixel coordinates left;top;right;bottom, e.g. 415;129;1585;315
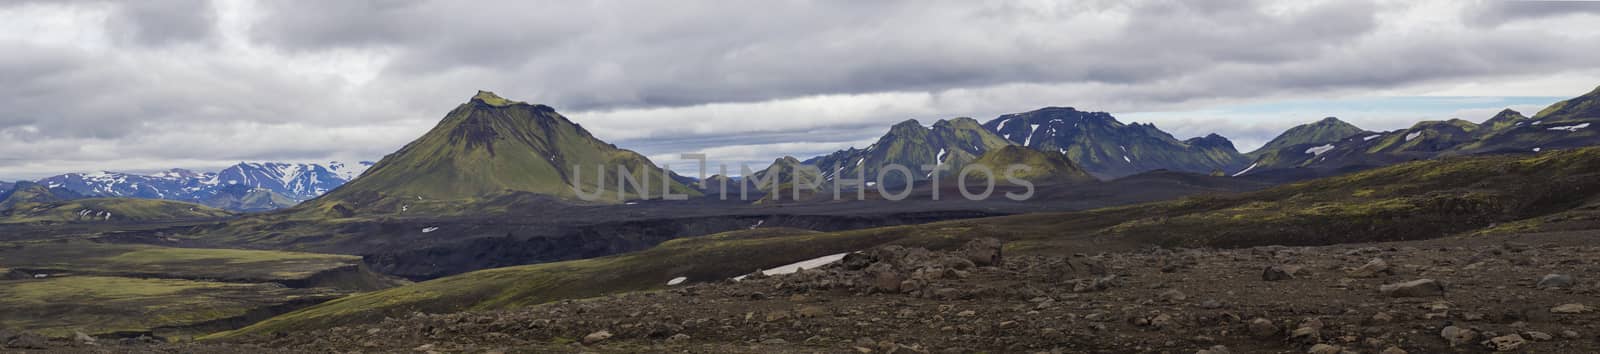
1551;304;1592;314
1441;326;1478;348
1481;334;1526;352
1263;265;1306;281
1537;274;1575;289
1349;258;1393;278
1247;318;1279;338
1379;347;1408;354
1525;331;1553;341
73;331;96;345
1380;279;1444;298
961;238;1004;267
1306;343;1341;354
1561;330;1582;339
1159;289;1188;302
1196;345;1231;354
583;330;613;345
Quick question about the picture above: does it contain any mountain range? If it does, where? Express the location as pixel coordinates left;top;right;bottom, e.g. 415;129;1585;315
1;161;370;212
1235;86;1600;178
0;180;231;223
10;85;1600;215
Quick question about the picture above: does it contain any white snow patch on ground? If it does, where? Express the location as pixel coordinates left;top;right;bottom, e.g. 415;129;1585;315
1305;144;1335;156
1405;132;1422;142
421;226;440;233
667;277;687;286
936;148;946;164
625;202;639;205
1364;134;1382;141
1232;162;1259;177
749;220;764;230
1534;147;1542;152
1122;155;1131;163
1548;123;1591;132
733;252;851;281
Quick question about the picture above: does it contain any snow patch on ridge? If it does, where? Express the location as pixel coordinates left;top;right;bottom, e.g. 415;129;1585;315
1232;163;1259;177
1548;123;1591;132
1305;144;1335;156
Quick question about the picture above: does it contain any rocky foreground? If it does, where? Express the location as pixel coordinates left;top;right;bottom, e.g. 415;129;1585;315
9;231;1600;353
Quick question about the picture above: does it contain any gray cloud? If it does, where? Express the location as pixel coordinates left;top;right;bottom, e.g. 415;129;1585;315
1467;0;1600;26
0;0;1598;180
106;0;219;46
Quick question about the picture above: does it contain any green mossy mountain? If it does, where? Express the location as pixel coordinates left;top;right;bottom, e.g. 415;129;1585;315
982;107;1250;178
961;145;1096;183
298;91;699;216
1245;117;1368;159
1533;85;1600;123
1237;85;1600;177
202;186;300;212
803;118;1016;187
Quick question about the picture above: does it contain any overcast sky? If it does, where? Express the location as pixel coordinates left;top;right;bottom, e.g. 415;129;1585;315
2;0;1599;180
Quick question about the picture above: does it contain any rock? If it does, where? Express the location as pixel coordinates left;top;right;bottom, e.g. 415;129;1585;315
1561;330;1581;339
956;310;977;317
1306;344;1341;354
765;311;791;322
798;306;829;318
1247;318;1279;338
73;331;96;345
413;344;436;352
761;338;788;345
1263;265;1296;281
1149;314;1175;329
5;332;49;349
961;238;1004;267
1379;279;1445;298
1441;326;1478;348
1289;326;1320;343
1159;289;1188;302
1196;345;1231;354
1551;304;1592;314
865;263;903;293
1349;258;1392;278
583;330;614;345
1369;312;1395;324
667;333;691;343
1379;347;1407;354
1073;276;1118;293
1537;274;1575;289
1481;334;1526;352
1525;331;1553;341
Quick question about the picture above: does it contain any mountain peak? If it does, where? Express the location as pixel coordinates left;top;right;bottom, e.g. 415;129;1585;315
891;119;923;129
471;90;525;107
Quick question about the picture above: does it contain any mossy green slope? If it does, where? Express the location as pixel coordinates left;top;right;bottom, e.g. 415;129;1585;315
1533;85;1600;124
961;145;1096;182
298;91;698;216
1245;117;1368;159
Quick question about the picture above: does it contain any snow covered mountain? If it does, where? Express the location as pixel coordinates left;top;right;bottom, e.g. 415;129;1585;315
35;161;373;211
